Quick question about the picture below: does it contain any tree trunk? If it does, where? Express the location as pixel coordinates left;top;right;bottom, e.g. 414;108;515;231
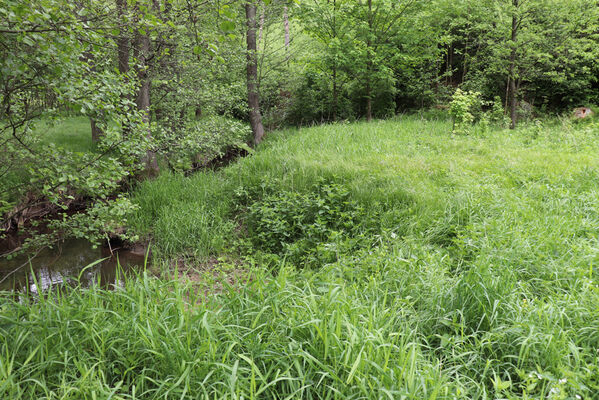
284;6;290;50
332;0;338;121
332;67;338;121
81;50;104;143
135;31;159;176
246;2;265;145
448;43;453;85
258;4;264;43
366;81;372;122
116;0;131;139
508;0;518;129
116;0;129;76
91;119;103;143
365;0;373;122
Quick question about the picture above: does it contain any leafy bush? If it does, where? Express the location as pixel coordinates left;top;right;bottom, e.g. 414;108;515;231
240;179;378;267
157;115;252;173
489;96;509;126
450;91;509;135
449;89;482;134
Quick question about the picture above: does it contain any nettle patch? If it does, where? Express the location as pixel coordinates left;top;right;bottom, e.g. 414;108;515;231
235;179;380;267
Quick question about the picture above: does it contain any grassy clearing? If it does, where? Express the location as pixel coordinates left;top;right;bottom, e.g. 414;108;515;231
0;117;93;204
35;116;94;153
3;116;599;398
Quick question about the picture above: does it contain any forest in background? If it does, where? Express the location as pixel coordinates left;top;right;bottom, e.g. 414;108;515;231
3;0;599;254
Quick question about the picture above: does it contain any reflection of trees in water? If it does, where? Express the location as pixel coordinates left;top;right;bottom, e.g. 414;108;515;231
29;267;67;294
0;239;145;295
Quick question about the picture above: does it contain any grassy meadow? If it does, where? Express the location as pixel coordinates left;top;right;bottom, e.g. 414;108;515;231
0;117;93;205
2;116;599;398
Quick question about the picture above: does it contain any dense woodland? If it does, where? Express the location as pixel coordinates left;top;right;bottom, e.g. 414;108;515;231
2;1;599;398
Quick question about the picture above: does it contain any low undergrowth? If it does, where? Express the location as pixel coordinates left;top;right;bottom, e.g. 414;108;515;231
3;116;599;398
238;178;380;267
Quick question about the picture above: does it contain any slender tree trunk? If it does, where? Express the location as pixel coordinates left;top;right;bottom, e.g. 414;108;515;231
81;50;104;143
284;6;290;50
135;31;159;176
462;35;469;83
116;0;132;140
331;0;338;121
258;3;264;43
366;80;372;122
246;1;265;145
365;0;373;122
447;42;453;86
332;67;338;121
504;77;510;114
116;0;129;76
508;0;519;129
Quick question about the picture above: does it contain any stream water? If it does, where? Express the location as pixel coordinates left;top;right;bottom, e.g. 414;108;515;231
0;239;147;295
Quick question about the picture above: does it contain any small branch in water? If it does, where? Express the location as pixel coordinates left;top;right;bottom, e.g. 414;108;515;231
0;247;44;285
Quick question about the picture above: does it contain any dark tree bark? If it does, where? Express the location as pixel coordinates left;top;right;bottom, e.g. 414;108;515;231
332;0;338;121
508;0;519;129
365;0;373;122
81;50;104;143
246;1;265;145
115;0;133;141
134;30;159;176
91;119;103;143
332;67;338;121
284;6;290;50
116;0;129;76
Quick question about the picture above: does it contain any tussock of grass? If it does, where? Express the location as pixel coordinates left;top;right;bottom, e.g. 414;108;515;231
3;116;599;398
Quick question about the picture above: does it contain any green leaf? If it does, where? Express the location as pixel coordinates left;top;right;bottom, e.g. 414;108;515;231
220;20;235;32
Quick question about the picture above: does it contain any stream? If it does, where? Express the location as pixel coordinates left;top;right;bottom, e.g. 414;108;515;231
0;239;147;295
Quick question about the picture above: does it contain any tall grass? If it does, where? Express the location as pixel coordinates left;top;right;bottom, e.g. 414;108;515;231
0;269;465;399
3;115;599;398
36;116;95;152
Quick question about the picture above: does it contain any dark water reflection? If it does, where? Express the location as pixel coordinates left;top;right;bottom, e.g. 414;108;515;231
0;239;146;295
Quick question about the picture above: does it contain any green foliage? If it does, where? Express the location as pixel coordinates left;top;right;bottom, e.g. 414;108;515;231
157;116;252;173
0;0;152;254
449;89;481;134
4;118;599;398
47;196;140;246
241;179;377;267
489;96;508;127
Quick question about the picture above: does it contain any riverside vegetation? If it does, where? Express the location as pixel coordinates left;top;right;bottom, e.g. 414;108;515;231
3;0;599;398
2;116;599;399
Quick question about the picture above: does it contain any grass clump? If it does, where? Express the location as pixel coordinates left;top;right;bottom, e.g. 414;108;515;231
129;172;235;259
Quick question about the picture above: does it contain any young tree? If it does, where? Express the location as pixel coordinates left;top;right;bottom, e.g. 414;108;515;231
246;1;266;144
347;0;418;121
0;0;150;252
300;0;351;121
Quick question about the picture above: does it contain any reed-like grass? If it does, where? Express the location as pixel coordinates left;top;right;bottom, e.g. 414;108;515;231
3;115;599;398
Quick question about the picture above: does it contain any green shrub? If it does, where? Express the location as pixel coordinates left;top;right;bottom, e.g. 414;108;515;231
449;89;482;134
241;179;378;267
156;115;252;173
